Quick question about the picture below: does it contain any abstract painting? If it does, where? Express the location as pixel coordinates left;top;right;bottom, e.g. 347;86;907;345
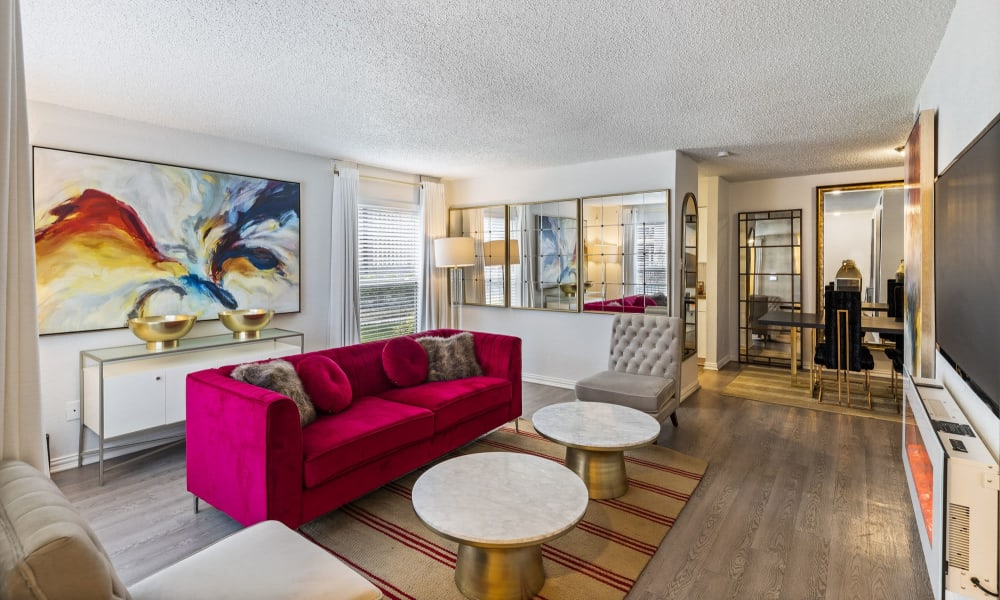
538;216;577;285
33;147;301;335
902;109;936;381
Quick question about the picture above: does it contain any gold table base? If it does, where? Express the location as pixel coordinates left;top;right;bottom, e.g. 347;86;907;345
455;543;544;600
565;447;628;499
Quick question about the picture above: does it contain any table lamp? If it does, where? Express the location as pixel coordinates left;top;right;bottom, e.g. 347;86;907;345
434;237;475;328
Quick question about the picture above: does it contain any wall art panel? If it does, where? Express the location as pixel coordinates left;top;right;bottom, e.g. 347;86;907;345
33;147;301;334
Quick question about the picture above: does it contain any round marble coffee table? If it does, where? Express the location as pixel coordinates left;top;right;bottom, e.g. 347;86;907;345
532;401;661;499
411;452;588;600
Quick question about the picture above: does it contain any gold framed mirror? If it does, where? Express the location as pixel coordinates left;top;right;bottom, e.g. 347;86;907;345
580;190;670;313
816;181;904;311
508;198;580;311
682;193;697;358
448;205;508;307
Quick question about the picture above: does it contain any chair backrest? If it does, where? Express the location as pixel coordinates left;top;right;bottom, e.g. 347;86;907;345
886;279;899;318
822;289;864;371
608;313;682;382
884;279;904;347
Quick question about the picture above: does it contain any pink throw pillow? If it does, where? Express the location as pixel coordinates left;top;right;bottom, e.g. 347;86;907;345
382;336;429;387
295;355;352;414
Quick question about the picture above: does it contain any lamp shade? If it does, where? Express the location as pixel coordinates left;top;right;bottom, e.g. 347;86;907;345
434;237;475;268
483;239;520;266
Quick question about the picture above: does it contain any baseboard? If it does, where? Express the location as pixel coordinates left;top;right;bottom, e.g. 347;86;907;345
49;433;186;473
522;373;576;390
681;379;701;401
703;355;731;371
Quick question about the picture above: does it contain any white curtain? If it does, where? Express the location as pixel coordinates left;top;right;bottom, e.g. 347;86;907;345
1;0;46;472
332;164;360;345
418;181;448;330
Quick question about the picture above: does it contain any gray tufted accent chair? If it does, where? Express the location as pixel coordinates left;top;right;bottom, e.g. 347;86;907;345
575;313;683;427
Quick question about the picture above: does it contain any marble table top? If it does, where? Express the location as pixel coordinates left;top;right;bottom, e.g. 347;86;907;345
412;452;588;548
532;401;661;451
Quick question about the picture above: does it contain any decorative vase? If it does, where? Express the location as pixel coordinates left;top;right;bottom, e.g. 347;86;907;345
834;259;863;292
896;259;904;282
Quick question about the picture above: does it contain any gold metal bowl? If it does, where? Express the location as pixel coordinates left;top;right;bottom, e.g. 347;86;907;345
559;283;577;296
128;315;197;351
218;309;274;339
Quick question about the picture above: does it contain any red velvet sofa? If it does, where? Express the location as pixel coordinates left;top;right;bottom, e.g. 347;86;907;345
185;329;521;529
583;294;658;313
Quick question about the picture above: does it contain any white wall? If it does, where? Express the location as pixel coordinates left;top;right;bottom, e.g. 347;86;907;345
724;166;904;360
445;151;684;387
29;102;338;469
915;0;1000;456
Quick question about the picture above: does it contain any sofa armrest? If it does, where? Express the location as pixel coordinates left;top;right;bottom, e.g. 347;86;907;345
186;369;304;528
471;332;522;421
0;461;129;600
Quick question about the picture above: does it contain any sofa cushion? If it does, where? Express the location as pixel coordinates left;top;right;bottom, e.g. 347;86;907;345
231;360;316;426
295;355;352;414
129;521;380;600
381;336;428;387
377;376;511;433
417;332;483;381
302;396;434;488
0;460;130;600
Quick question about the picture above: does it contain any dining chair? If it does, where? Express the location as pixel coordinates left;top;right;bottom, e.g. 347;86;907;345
814;289;875;408
884;280;904;406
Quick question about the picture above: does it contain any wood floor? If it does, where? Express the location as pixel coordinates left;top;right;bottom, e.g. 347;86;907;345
53;364;933;599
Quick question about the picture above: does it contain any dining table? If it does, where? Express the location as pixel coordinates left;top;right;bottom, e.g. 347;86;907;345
755;309;904;386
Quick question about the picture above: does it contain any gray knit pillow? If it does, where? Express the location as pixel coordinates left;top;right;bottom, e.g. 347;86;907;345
417;333;483;382
231;359;317;426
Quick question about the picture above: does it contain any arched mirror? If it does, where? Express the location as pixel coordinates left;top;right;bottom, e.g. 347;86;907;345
817;181;904;311
508;199;580;311
682;193;697;358
580;190;670;313
448;205;508;306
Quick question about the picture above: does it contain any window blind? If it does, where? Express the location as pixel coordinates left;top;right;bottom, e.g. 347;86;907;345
358;203;422;342
635;221;668;295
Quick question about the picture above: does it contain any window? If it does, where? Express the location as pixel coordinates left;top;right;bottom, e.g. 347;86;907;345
357;202;422;342
633;220;667;295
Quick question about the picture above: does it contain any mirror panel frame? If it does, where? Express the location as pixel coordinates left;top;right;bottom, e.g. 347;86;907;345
682;193;698;358
448;204;509;307
816;180;904;311
580;189;671;314
507;198;581;312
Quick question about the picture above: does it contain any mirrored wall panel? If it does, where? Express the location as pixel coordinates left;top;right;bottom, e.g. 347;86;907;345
682;193;698;358
738;209;803;367
448;205;508;306
580;190;670;313
508;199;579;311
816;181;904;311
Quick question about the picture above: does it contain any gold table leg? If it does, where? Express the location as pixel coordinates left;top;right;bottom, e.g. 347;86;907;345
790;325;798;384
565;447;627;499
455;543;544;600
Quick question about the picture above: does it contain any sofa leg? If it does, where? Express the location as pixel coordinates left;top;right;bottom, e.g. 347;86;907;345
670;413;678;428
193;495;200;514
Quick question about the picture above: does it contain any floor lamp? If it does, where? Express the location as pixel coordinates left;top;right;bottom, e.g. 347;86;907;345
434;237;474;329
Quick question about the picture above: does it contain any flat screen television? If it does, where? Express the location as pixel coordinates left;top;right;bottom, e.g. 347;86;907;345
934;111;1000;417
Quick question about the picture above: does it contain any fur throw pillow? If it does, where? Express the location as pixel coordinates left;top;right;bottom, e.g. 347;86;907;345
231;359;317;426
417;332;483;382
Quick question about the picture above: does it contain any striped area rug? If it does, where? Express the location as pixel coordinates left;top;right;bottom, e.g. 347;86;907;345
300;421;707;599
723;365;902;423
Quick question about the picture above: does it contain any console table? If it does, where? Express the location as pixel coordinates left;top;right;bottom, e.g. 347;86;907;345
79;328;303;483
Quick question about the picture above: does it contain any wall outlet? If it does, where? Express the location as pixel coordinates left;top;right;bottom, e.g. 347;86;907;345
65;401;80;421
